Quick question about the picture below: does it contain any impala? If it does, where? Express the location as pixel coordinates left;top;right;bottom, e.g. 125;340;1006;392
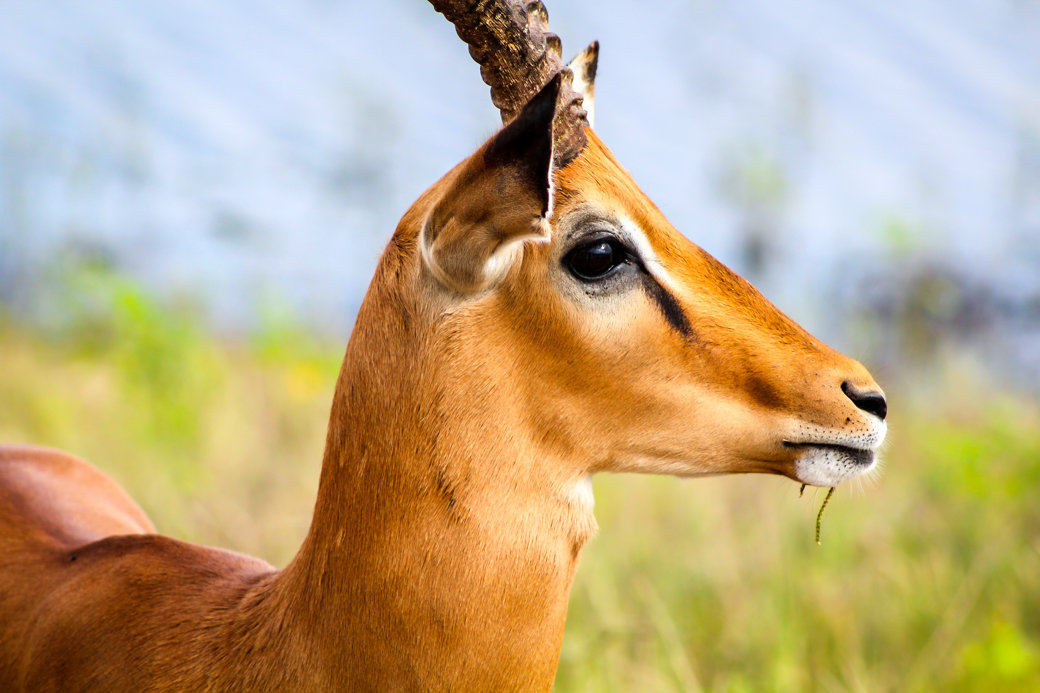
0;1;887;690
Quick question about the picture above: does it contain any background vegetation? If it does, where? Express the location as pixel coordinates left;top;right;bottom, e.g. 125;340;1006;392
1;266;1037;692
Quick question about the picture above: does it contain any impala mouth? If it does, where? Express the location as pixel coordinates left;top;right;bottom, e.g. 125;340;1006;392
783;441;879;487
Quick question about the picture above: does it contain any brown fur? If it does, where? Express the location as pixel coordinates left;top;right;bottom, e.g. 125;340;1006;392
0;120;883;690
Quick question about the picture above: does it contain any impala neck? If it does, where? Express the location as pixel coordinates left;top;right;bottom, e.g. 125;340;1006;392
268;251;596;690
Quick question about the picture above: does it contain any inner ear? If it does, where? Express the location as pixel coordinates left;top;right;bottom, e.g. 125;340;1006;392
482;73;558;219
420;74;561;294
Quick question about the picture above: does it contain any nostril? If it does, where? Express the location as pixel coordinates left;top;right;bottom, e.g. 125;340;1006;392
841;381;888;421
857;393;888;421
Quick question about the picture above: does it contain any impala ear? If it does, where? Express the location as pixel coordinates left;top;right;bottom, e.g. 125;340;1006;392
421;74;560;293
568;41;598;129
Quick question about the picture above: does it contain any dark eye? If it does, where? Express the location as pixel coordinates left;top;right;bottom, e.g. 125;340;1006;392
564;238;627;281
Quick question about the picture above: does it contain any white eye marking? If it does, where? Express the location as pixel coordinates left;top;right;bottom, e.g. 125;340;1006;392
615;215;681;295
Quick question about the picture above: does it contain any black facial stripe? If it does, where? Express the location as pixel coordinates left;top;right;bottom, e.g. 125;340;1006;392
641;275;694;341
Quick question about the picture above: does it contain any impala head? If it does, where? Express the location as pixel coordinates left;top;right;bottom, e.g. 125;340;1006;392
386;1;887;490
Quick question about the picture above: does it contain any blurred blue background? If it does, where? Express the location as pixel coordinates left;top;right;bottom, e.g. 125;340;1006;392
2;0;1040;385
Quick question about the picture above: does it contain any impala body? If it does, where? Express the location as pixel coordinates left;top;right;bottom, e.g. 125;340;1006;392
0;2;886;690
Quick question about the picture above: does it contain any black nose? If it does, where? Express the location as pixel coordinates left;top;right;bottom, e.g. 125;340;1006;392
842;381;887;421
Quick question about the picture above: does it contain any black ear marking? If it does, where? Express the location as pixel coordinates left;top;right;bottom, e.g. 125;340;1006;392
483;73;561;217
576;40;598;83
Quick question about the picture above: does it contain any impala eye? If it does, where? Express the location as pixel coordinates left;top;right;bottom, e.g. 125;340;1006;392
564;238;628;281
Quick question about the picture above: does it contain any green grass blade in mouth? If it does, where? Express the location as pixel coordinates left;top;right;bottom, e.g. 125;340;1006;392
816;487;835;546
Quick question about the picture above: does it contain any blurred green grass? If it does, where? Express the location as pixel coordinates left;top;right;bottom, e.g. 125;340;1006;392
1;271;1038;692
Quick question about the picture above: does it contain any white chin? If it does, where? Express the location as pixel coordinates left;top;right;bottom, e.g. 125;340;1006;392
794;446;877;487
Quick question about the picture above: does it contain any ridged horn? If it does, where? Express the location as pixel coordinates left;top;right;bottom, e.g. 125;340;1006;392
428;0;589;167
